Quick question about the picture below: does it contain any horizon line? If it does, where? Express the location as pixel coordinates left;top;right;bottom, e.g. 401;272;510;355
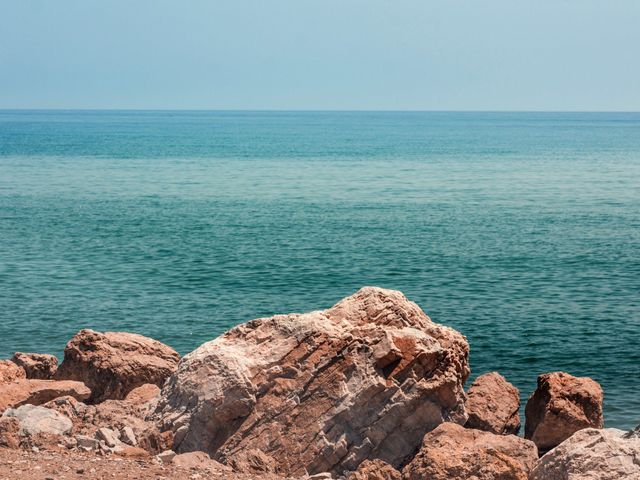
1;108;639;114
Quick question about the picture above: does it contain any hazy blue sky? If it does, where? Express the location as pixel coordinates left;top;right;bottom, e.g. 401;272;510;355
1;0;639;110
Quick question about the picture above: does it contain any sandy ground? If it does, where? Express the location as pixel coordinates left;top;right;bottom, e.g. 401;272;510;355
0;448;283;480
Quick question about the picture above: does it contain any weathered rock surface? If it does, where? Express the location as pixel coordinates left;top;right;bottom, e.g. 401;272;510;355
529;427;640;480
525;372;604;452
56;329;180;403
43;392;171;454
0;416;21;448
346;459;401;480
465;371;521;435
11;352;58;379
0;359;26;383
125;383;161;404
0;379;91;413
3;404;72;436
172;451;233;472
156;287;470;476
402;422;538;480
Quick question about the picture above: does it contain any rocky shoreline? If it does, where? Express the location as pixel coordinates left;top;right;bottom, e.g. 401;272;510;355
1;287;638;479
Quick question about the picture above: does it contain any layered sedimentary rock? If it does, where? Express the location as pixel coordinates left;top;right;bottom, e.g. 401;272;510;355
402;422;538;480
0;379;90;414
529;427;640;480
56;329;180;403
0;360;26;383
465;371;520;435
156;287;470;476
525;372;603;452
11;352;58;380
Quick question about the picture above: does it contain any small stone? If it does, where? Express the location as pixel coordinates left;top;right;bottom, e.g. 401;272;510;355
96;427;121;448
120;426;137;446
157;450;176;465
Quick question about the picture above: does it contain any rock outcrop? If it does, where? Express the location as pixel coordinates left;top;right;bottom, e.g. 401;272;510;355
465;372;520;435
56;329;180;403
346;459;401;480
43;391;171;454
11;352;58;379
525;372;604;452
155;287;470;476
0;379;91;414
0;360;26;383
402;422;538;480
529;427;640;480
3;404;72;436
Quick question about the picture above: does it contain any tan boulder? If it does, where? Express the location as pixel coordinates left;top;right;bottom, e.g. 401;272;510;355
56;329;180;403
172;451;233;472
0;379;90;414
465;372;520;435
11;352;58;380
402;422;538;480
155;287;470;476
529;427;640;480
3;404;72;436
525;372;603;452
0;360;26;383
347;459;400;480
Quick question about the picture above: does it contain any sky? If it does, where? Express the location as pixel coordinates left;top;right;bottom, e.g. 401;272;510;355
1;0;639;111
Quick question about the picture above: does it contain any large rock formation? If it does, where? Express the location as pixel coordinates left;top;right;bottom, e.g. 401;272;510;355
529;427;640;480
56;329;180;403
11;352;58;380
525;372;603;452
0;379;91;414
402;422;538;480
0;360;26;383
155;287;470;476
465;372;520;435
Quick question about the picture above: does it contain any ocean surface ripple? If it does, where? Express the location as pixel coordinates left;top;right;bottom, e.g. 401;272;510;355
1;111;639;428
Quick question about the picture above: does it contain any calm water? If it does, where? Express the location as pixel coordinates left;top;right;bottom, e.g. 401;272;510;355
1;111;639;429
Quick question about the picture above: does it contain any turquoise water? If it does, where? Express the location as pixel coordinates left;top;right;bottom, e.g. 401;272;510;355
1;111;639;428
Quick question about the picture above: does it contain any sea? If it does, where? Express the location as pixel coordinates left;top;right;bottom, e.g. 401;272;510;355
1;110;638;429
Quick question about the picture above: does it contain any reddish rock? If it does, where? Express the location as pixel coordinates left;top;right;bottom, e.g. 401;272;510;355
0;360;26;383
226;448;277;474
347;459;401;480
465;372;521;435
402;422;538;480
56;329;180;403
0;379;90;414
156;287;470;476
172;451;232;472
0;417;20;449
125;384;161;404
525;372;604;452
11;352;58;380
